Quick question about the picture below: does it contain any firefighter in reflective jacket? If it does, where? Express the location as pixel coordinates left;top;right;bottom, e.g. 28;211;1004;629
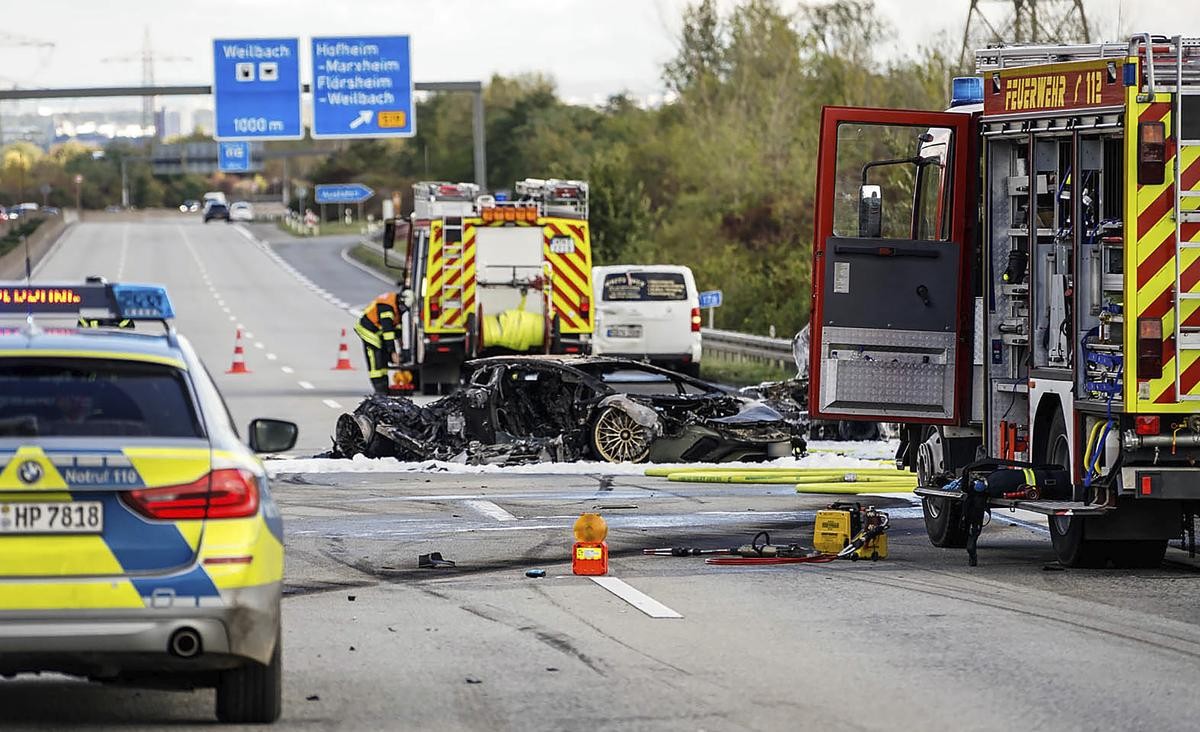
355;291;409;393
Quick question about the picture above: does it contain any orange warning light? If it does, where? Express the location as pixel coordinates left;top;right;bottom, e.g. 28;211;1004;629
572;513;608;576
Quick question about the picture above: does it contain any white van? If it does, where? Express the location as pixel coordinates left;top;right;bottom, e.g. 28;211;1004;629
592;265;702;375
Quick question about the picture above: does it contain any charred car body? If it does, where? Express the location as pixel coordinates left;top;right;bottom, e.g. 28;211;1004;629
334;356;807;464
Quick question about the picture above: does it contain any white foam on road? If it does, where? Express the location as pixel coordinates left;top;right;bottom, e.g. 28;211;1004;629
265;440;898;478
591;577;683;619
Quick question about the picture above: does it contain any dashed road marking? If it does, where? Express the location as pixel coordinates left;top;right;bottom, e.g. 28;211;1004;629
281;366;295;374
462;499;518;522
266;353;278;360
590;577;683;619
298;380;314;390
254;342;265;349
322;399;343;409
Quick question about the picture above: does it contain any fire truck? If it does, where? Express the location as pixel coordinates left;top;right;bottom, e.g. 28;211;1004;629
808;35;1200;567
383;179;594;393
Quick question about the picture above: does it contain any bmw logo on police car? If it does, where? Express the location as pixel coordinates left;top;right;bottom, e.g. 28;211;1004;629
17;461;44;485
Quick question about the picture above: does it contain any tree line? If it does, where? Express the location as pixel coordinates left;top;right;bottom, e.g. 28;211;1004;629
1;0;956;335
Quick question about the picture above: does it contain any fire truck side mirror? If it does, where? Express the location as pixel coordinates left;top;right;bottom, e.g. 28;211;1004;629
382;220;396;250
858;185;882;238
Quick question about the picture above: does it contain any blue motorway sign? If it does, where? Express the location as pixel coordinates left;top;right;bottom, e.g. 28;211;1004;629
217;141;251;172
213;38;303;140
311;35;414;139
314;183;375;205
699;290;723;309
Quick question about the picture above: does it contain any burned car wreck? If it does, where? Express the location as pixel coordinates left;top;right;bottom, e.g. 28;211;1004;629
333;356;808;464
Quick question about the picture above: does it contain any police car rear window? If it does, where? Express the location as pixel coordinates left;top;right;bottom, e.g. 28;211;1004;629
0;359;202;438
602;272;688;301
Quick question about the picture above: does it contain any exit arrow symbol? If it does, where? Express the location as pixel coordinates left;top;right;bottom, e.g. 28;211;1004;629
349;110;373;129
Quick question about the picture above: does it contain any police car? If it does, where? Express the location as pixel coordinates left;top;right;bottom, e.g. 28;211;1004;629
0;280;295;724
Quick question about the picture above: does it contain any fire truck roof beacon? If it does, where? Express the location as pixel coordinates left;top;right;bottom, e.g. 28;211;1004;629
950;76;984;107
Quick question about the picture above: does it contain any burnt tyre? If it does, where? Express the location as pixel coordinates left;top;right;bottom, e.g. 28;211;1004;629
1044;410;1105;568
216;633;282;724
591;406;651;463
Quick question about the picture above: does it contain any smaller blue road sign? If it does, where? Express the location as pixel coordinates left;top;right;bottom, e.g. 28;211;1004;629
314;183;375;205
217;141;251;172
699;290;723;309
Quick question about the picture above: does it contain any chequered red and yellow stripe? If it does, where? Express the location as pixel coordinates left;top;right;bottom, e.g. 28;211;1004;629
424;220;477;333
542;218;593;334
423;218;593;335
1126;88;1200;410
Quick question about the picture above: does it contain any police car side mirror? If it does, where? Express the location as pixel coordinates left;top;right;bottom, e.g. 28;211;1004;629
382;220;396;250
858;185;882;238
249;418;298;454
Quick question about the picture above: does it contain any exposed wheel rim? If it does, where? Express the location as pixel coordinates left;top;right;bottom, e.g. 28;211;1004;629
925;497;942;520
594;409;650;463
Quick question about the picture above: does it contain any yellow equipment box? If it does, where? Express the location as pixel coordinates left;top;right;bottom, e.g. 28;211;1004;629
813;506;888;560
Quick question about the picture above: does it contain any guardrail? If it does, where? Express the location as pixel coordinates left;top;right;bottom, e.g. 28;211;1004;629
701;327;795;370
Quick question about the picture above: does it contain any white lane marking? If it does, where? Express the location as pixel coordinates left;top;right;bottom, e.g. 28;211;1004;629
462;499;517;522
222;307;231;313
234;223;357;315
322;399;343;409
281;366;295;374
228;315;237;321
590;577;683;619
116;223;130;279
266;353;278;360
244;331;255;338
297;380;315;390
254;342;265;349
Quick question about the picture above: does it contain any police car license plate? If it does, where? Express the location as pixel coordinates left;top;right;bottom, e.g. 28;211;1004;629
0;502;103;534
607;325;642;338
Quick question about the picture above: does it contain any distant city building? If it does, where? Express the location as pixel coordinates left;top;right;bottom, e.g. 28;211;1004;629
155;109;182;141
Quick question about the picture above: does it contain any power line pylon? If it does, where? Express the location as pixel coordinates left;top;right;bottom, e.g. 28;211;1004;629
961;0;1092;67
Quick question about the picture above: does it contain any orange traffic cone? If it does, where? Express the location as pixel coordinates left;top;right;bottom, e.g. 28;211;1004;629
227;328;251;374
332;328;355;371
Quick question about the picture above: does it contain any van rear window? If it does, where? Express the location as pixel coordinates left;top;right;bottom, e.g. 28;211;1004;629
602;272;688;301
0;359;202;438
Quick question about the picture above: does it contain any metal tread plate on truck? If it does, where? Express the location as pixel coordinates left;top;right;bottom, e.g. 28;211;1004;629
914;487;1112;517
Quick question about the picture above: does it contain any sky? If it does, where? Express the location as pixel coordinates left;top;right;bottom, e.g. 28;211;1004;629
2;0;1198;114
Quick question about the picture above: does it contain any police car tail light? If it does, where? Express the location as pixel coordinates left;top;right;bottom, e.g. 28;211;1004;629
122;469;260;520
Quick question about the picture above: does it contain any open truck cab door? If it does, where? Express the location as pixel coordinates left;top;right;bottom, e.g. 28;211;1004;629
809;106;977;425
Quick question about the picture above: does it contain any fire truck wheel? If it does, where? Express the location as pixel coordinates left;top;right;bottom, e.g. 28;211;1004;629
465;313;478;359
923;496;967;548
1044;410;1106;567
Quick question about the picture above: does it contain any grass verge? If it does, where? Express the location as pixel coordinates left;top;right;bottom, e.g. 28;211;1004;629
349;243;398;279
699;357;793;387
277;220;370;238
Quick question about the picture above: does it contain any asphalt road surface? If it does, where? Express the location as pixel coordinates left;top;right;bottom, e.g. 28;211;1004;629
4;217;1200;731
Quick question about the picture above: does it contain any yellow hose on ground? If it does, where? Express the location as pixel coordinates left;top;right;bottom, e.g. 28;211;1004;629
795;481;916;494
664;472;913;485
481;292;545;351
644;466;902;478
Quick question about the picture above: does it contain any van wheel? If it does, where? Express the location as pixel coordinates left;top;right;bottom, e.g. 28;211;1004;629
216;633;282;723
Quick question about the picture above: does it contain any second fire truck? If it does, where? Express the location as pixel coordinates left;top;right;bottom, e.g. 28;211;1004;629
808;35;1200;567
384;179;594;393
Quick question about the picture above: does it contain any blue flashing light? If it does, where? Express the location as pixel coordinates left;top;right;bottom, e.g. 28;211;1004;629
950;76;984;107
1123;62;1137;87
112;284;175;320
493;191;510;202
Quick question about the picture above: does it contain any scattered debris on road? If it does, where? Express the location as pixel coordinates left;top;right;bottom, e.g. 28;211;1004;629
418;552;456;569
525;569;546;578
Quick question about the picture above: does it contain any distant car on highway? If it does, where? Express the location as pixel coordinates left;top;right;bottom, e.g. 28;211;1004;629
203;201;231;223
0;279;296;723
229;201;254;222
179;199;201;213
592;265;703;377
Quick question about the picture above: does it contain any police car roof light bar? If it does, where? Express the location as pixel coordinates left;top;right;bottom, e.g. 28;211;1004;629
0;281;176;325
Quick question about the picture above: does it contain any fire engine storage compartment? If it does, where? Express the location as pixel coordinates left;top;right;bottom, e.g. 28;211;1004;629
474;226;547;351
985;123;1124;471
